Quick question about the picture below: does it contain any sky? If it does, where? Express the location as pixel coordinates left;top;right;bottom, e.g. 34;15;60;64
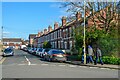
1;2;68;40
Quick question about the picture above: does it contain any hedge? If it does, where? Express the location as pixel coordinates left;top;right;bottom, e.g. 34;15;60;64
102;56;120;65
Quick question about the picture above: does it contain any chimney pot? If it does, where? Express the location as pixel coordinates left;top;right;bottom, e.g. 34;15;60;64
48;25;52;32
44;29;47;34
54;22;59;30
62;16;66;26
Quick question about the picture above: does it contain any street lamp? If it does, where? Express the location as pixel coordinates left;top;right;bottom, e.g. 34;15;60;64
1;26;3;50
83;0;86;64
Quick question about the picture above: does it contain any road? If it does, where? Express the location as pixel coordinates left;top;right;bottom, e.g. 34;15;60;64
1;50;118;78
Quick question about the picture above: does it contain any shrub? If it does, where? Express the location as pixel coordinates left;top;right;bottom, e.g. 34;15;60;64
102;56;120;65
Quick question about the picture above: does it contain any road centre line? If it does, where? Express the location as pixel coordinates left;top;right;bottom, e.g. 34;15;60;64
24;56;31;65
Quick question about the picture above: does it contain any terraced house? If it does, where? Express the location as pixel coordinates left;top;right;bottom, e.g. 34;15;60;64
33;7;118;51
35;12;84;51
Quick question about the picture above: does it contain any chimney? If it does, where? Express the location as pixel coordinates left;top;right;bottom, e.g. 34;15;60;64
54;22;59;30
44;29;47;34
37;32;41;37
40;31;43;35
62;16;66;26
76;12;81;21
48;25;52;32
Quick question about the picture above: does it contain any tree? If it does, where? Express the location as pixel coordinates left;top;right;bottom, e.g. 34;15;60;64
61;1;119;57
61;2;118;33
43;41;52;48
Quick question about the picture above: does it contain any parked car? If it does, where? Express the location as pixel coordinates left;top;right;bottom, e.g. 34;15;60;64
36;48;43;56
28;48;34;54
32;48;37;55
22;47;28;52
40;48;51;58
2;48;14;57
44;49;67;62
27;47;31;52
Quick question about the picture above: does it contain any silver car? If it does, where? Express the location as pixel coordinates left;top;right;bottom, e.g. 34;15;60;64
44;49;67;62
3;48;14;57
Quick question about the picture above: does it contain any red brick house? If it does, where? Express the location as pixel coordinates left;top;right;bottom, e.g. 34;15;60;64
37;12;83;51
3;38;22;49
35;7;118;51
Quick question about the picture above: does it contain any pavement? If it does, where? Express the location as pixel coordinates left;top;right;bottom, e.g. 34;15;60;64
0;51;3;61
66;61;120;70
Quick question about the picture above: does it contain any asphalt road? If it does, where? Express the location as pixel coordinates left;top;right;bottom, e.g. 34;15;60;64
1;50;119;78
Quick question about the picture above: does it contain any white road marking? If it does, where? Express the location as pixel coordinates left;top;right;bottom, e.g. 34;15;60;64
24;56;31;65
100;68;107;70
41;64;49;66
30;64;37;65
79;66;88;68
69;65;77;67
89;67;98;69
59;65;66;67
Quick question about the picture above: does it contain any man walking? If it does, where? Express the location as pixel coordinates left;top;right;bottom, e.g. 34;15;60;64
88;45;94;64
95;47;104;65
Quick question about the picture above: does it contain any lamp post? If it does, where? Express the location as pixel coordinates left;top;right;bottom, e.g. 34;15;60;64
83;0;86;64
1;26;3;50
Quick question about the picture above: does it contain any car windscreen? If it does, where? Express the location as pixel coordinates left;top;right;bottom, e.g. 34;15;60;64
45;49;50;52
4;49;12;53
52;50;64;54
39;49;42;52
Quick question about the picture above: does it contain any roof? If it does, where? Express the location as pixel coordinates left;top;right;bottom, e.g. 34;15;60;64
3;38;22;42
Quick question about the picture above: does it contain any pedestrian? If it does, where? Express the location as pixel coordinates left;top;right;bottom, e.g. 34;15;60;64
88;45;94;64
95;47;104;65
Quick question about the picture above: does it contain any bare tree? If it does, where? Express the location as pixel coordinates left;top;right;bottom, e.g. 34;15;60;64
60;1;118;33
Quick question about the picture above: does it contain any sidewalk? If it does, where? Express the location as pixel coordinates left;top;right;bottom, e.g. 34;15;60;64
0;52;3;61
66;61;120;70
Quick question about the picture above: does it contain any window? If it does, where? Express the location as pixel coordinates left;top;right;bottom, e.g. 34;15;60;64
71;26;75;37
58;41;60;49
69;27;72;37
60;29;62;37
55;42;57;48
54;32;55;39
64;41;67;49
70;41;72;49
56;31;57;39
61;41;63;49
66;28;68;38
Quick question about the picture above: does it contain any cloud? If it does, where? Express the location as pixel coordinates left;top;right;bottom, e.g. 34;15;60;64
3;31;10;34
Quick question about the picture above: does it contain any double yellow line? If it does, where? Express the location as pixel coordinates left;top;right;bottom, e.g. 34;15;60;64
0;57;6;64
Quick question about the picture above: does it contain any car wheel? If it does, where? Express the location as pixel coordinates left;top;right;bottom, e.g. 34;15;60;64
48;57;52;62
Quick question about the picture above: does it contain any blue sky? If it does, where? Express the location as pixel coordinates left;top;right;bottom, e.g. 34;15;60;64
1;2;68;40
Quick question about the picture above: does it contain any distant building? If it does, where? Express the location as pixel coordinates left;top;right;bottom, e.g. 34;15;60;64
29;34;37;47
3;38;22;49
24;40;29;46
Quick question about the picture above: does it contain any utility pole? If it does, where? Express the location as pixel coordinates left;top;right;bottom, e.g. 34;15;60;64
1;26;3;50
83;0;86;64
